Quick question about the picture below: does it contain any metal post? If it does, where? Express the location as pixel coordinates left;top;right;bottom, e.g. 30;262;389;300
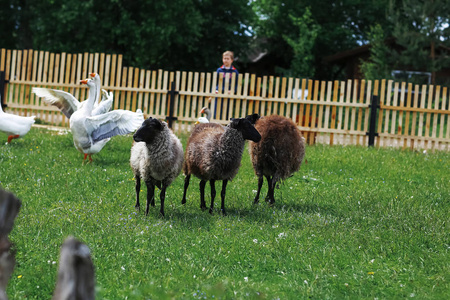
366;95;379;147
0;71;9;110
166;81;178;129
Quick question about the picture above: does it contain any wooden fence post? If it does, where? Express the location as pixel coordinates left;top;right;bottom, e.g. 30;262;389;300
367;95;380;147
166;81;178;128
52;237;95;300
0;189;21;300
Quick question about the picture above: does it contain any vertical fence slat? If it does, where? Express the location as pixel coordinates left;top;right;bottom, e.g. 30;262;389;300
150;70;157;116
403;83;413;149
432;86;441;141
143;70;151;116
439;87;448;149
279;77;287;116
191;72;199;125
425;85;434;149
349;79;358;145
329;80;339;145
137;69;145;112
179;71;187;128
356;80;365;145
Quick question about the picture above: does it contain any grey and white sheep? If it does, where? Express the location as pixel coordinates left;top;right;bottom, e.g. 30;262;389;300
247;114;305;204
182;118;261;215
130;117;183;217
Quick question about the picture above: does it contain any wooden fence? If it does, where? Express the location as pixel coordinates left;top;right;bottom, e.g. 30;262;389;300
1;48;449;151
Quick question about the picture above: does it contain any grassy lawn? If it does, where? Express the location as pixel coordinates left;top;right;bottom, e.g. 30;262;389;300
0;128;449;299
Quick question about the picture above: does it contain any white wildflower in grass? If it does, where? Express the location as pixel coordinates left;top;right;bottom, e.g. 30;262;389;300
253;239;258;243
244;277;248;282
304;280;308;284
278;232;286;239
121;266;125;271
166;258;170;262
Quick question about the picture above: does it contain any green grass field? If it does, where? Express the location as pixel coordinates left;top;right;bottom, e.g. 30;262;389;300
0;128;449;299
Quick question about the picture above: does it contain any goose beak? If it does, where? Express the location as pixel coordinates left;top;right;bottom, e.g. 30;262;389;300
90;73;96;78
80;79;88;84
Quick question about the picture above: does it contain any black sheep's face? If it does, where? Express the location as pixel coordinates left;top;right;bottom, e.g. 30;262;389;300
230;118;261;142
133;117;163;143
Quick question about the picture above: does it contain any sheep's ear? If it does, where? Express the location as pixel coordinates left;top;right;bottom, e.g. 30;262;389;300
246;113;260;124
229;118;239;128
155;119;164;130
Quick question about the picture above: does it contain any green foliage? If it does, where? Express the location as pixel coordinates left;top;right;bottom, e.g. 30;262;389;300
1;0;255;72
251;0;390;78
360;24;393;80
283;8;320;78
1;128;449;299
388;0;450;84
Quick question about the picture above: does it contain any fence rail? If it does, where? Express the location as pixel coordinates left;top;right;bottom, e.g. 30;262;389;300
1;48;449;151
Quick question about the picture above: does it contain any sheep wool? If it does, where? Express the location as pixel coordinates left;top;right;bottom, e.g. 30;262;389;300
182;118;261;215
130;117;183;217
248;114;305;204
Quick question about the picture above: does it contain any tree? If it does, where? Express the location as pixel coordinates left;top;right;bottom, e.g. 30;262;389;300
360;24;392;80
388;0;450;85
1;0;256;72
251;0;390;79
283;8;320;78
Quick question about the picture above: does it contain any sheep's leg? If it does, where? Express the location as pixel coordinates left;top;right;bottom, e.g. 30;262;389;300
145;181;155;216
209;180;216;214
134;175;141;212
220;180;228;216
159;186;166;217
181;174;190;205
199;180;207;211
253;176;264;204
266;176;276;205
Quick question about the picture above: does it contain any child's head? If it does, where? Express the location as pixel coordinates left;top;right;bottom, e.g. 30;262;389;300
222;51;234;68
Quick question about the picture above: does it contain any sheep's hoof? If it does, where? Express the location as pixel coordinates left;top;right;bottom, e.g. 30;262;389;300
159;211;165;218
181;199;186;205
220;209;227;216
208;208;214;215
253;199;260;205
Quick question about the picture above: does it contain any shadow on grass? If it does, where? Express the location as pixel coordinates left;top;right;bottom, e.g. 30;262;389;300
165;198;341;228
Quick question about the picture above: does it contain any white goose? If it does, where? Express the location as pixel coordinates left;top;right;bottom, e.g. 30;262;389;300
85;73;113;114
32;77;144;163
196;107;211;124
0;103;36;144
77;73;113;115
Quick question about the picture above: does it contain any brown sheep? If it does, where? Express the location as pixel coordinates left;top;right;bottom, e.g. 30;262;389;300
182;118;261;215
248;114;305;204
